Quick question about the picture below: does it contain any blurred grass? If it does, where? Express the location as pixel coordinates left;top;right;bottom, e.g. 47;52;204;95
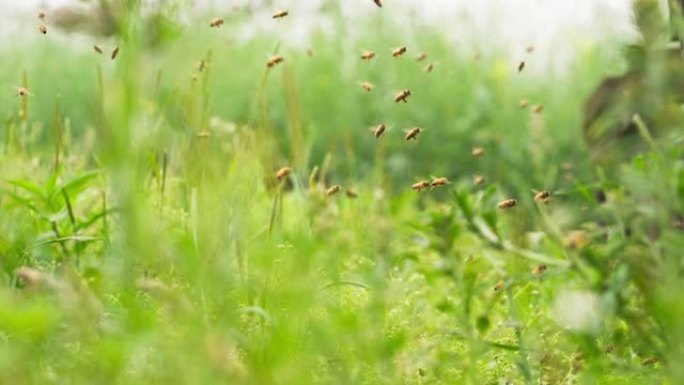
0;3;682;385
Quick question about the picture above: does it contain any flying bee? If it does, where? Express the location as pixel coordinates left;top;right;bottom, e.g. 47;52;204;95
373;0;382;7
276;166;292;181
498;198;517;209
392;46;407;58
360;50;376;60
267;55;284;68
360;82;374;92
210;17;224;28
471;147;485;158
519;99;529;109
198;60;206;71
431;177;449;188
526;45;535;53
38;9;46;21
404;127;421;141
416;53;427;61
494;280;505;292
39;23;47;34
564;230;589;249
412;180;430;191
16;87;31;97
111;46;120;60
424;63;434;73
345;188;358;199
272;10;289;19
395;89;411;103
532;264;547;275
561;162;573;171
532;104;544;113
325;185;341;197
307;47;315;57
518;60;525;72
474;175;486;186
93;45;103;54
533;190;551;203
371;124;386;138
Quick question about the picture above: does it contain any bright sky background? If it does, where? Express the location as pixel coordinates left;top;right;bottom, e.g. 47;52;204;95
0;0;638;73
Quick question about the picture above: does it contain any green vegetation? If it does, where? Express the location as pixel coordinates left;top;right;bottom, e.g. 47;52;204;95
0;3;682;384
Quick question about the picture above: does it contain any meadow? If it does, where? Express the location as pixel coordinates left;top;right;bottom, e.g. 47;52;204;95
0;2;683;384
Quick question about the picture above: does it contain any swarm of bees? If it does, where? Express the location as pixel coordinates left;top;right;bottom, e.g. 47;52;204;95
533;190;551;203
325;185;342;198
395;89;411;103
392;46;407;58
267;55;284;68
272;10;289;19
372;124;386;138
498;199;517;209
360;82;374;92
361;50;376;61
412;181;430;191
276;167;292;181
209;17;224;28
16;87;31;97
472;147;485;158
404;127;421;141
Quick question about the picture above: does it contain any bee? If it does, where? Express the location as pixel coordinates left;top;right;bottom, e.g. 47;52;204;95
473;52;481;60
471;147;485;158
16;87;31;97
532;264;547;275
533;190;551;203
431;177;449;188
564;230;589;249
526;45;535;53
372;124;386;138
412;180;430;191
518;61;525;72
404;127;421;141
392;46;407;58
424;63;434;73
360;82;374;92
267;55;284;68
345;188;359;199
519;99;529;109
561;162;573;171
474;175;486;186
373;0;382;8
94;45;103;54
276;166;292;181
272;10;289;19
210;17;224;28
497;199;517;209
494;280;505;292
416;53;427;61
360;50;376;60
39;23;47;34
111;46;120;60
307;47;315;57
532;104;544;113
38;10;46;21
325;185;341;197
198;60;206;71
395;89;411;103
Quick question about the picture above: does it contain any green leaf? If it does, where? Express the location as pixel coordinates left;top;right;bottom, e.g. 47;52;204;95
6;179;47;201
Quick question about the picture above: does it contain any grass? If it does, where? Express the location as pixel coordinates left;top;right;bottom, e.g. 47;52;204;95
0;2;683;384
